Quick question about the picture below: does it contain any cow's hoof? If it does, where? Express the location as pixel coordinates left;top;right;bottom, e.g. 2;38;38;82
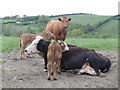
47;78;51;80
20;57;25;60
54;78;57;80
99;73;106;77
58;72;61;74
26;56;34;58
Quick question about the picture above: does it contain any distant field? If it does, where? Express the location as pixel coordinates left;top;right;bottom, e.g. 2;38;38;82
1;19;17;23
91;20;118;38
50;14;112;25
1;36;118;52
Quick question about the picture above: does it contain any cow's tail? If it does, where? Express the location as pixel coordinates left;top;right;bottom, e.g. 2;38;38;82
20;37;24;48
50;42;56;62
20;37;21;47
53;42;56;61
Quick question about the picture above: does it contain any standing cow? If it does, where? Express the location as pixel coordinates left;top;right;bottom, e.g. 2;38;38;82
47;41;62;80
45;16;72;41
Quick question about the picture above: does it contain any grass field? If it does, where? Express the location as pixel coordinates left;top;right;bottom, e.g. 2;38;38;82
91;20;118;38
65;38;118;50
0;36;118;52
50;14;111;25
1;36;19;52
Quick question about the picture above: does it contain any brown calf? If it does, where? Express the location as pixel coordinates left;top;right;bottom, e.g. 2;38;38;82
47;41;64;80
45;16;71;41
20;31;54;59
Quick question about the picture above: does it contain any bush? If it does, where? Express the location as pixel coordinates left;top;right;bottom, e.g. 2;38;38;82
101;34;112;38
38;15;50;24
80;34;95;38
2;24;38;37
68;29;84;37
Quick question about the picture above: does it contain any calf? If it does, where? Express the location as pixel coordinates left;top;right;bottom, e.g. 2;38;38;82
20;31;54;59
25;39;111;76
47;41;63;80
25;39;69;71
45;16;71;41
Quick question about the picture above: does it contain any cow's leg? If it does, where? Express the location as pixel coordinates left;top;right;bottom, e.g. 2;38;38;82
20;47;25;59
47;63;52;80
87;58;100;76
20;47;23;59
43;54;48;72
53;62;57;80
78;62;97;76
57;60;61;74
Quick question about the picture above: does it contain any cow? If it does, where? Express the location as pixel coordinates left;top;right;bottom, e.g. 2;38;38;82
45;16;71;41
25;39;111;76
20;31;54;59
47;41;66;80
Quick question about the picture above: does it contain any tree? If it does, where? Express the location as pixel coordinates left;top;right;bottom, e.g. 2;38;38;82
37;15;50;24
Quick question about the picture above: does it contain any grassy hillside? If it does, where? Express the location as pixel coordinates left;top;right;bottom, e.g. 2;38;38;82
1;14;118;38
91;20;118;38
50;14;112;25
50;14;118;38
1;36;118;52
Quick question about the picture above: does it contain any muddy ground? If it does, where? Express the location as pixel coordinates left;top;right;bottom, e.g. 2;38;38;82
0;50;118;88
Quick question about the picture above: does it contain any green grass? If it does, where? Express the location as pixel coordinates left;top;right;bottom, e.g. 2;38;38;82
91;20;118;38
1;36;118;52
2;19;17;23
65;38;118;50
1;36;19;52
50;14;112;25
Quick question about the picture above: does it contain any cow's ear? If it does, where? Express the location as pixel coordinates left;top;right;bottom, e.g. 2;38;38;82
58;18;62;21
68;18;72;21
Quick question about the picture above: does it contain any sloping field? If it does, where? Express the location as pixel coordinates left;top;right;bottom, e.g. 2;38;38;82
92;20;118;38
50;14;111;25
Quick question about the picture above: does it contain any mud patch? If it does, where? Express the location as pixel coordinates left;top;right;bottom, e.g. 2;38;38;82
1;50;118;88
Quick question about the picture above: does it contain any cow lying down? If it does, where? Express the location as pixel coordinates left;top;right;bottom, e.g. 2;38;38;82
25;36;111;76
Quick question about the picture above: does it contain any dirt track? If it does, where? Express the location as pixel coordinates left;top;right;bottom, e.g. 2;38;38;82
1;50;118;88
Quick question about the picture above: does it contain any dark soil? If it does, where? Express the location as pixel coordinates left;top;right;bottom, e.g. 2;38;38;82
1;50;118;88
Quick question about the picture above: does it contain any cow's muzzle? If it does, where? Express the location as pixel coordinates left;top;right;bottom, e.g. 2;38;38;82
64;25;68;28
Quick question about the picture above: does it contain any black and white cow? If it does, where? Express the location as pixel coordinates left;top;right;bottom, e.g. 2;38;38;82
25;37;111;76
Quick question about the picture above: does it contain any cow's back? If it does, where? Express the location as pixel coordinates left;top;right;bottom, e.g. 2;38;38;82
61;47;89;70
20;33;37;45
48;42;62;61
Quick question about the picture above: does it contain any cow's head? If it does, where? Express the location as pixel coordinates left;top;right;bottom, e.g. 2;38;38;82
25;36;43;54
43;31;54;40
58;16;71;28
25;38;69;55
59;41;69;52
